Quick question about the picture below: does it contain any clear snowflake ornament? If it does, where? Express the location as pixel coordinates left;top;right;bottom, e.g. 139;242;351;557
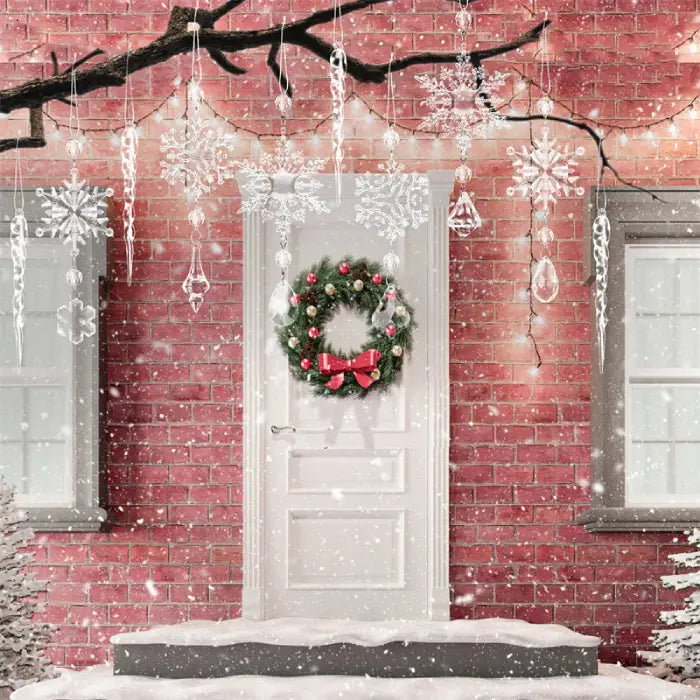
160;82;237;204
237;137;328;238
355;128;430;242
36;168;114;253
507;124;585;213
57;298;97;345
416;53;509;139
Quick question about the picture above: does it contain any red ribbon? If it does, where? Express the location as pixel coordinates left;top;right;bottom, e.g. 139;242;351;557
318;349;382;390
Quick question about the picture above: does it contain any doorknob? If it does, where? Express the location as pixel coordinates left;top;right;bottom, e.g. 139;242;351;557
271;425;297;435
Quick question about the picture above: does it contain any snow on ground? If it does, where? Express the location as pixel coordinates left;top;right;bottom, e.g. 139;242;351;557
110;616;599;648
11;664;700;700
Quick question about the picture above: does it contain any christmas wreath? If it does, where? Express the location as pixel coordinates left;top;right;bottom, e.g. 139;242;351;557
277;257;416;397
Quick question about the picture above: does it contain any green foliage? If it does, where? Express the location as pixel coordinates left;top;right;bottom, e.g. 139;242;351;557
276;256;416;398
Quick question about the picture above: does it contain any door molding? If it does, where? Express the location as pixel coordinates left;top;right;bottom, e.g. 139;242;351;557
241;171;453;620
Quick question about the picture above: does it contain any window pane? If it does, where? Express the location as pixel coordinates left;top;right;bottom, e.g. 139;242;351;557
0;443;25;494
628;385;700;505
0;387;25;440
27;387;68;440
25;442;70;504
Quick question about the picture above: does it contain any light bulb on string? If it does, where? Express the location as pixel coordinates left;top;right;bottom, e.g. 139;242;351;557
668;120;679;137
619;130;628;146
645;128;655;140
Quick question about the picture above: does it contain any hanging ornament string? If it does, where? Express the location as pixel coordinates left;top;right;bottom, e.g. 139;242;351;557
11;135;28;368
329;0;346;204
592;136;611;372
121;40;139;285
180;14;212;313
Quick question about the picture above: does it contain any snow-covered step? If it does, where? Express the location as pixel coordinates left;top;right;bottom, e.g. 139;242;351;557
111;618;600;679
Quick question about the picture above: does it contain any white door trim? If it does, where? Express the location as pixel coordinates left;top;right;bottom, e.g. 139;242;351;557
241;171;453;620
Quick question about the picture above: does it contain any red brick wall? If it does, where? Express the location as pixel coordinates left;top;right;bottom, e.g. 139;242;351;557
1;0;698;669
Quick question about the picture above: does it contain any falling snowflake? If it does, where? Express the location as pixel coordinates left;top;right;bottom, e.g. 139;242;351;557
506;125;585;211
160;94;237;203
237;138;328;238
355;154;429;242
36;168;114;252
416;53;509;138
56;298;97;345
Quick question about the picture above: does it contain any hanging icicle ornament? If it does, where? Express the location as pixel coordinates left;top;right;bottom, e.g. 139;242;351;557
121;45;138;285
592;143;611;372
36;64;112;344
355;57;429;273
10;141;28;367
416;3;508;140
329;0;346;204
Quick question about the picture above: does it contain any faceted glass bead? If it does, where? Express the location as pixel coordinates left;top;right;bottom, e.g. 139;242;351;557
532;255;560;303
65;138;83;159
383;251;400;274
275;249;292;268
274;92;293;118
268;279;299;327
188;207;206;229
455;164;472;184
448;189;482;236
537;96;554;116
536;225;555;244
65;267;83;289
455;8;472;31
383;127;401;152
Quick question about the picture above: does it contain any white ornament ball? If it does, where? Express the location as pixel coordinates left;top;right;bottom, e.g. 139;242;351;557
370;369;381;381
392;345;403;357
325;283;336;296
353;279;364;292
395;305;407;318
288;336;299;349
306;305;317;318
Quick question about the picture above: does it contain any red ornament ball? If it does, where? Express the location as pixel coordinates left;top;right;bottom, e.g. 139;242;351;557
338;262;350;275
372;273;383;285
300;358;312;371
308;327;319;339
385;324;397;338
306;272;317;285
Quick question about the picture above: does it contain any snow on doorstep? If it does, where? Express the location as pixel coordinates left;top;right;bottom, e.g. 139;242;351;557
110;616;600;649
11;663;700;700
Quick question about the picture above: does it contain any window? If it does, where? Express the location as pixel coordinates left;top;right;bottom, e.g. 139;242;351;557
580;189;700;532
0;188;106;530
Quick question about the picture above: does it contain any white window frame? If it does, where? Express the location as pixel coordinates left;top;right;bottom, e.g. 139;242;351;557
625;245;700;508
0;188;107;530
579;188;700;532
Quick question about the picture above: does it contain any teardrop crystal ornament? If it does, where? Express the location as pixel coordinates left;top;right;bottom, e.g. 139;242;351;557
448;189;482;236
269;279;299;327
182;240;211;313
371;285;410;331
532;255;560;303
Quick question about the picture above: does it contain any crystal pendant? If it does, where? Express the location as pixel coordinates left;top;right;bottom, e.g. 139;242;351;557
182;240;211;313
371;285;411;331
268;279;299;327
275;92;293;118
383;127;400;152
532;255;560;303
383;251;400;274
448;189;481;236
275;248;292;268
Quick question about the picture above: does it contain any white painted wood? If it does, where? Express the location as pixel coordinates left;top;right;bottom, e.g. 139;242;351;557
242;171;451;620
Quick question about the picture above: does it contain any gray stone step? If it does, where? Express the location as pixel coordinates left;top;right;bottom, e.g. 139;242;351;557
111;618;599;679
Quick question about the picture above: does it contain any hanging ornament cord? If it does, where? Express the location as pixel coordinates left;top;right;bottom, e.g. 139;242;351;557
329;0;346;204
182;15;211;313
121;41;139;285
593;138;610;373
11;136;28;368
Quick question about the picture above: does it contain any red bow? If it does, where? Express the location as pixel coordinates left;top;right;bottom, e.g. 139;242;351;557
318;349;382;390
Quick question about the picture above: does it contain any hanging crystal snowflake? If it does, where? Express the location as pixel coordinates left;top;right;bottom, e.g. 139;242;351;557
10;211;27;367
237;138;328;238
416;53;509;138
593;208;611;372
507;125;585;212
36;168;114;253
355;128;429;242
57;298;97;345
160;88;237;203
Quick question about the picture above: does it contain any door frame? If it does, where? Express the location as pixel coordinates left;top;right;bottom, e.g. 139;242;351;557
241;171;452;620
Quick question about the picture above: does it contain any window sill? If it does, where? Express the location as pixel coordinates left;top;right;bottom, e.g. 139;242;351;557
577;507;700;532
19;506;108;532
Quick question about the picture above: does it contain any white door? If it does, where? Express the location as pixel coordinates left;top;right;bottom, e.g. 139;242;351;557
242;172;451;621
